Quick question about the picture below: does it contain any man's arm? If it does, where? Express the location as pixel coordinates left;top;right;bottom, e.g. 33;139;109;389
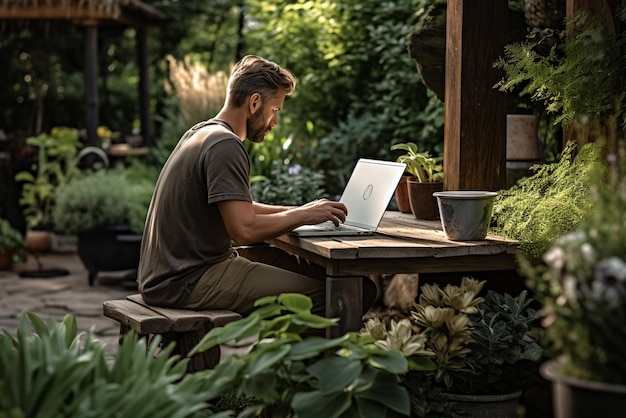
252;201;292;214
218;199;347;245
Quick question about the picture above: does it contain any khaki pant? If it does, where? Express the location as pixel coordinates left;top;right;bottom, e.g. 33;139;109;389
183;245;376;318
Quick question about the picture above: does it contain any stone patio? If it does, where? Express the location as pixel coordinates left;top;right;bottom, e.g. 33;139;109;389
0;251;130;358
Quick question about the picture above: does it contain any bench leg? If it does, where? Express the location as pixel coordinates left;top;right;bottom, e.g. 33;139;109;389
164;330;221;373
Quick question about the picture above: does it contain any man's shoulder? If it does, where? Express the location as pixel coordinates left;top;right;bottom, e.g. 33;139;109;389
182;123;240;151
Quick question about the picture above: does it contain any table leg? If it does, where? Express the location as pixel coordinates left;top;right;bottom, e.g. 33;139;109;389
325;276;363;338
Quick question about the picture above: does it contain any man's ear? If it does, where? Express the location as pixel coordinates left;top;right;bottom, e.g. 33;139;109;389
249;92;262;113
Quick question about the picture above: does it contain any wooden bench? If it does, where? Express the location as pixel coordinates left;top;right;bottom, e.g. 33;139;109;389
103;294;242;372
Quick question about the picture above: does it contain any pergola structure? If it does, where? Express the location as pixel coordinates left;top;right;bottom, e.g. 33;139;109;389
443;0;619;192
0;0;167;148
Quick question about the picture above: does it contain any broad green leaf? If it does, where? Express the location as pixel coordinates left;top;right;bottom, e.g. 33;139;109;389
199;358;246;399
246;344;290;375
292;312;339;328
292;390;351;418
307;356;362;393
356;374;410;415
289;335;350;360
241;370;279;402
367;349;409;374
251;303;283;319
278;293;313;312
190;314;262;355
354;397;388;418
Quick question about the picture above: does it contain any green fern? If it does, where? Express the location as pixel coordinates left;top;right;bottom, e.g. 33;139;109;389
494;11;624;127
492;141;606;260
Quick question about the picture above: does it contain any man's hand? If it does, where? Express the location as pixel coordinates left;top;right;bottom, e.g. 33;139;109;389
298;199;348;226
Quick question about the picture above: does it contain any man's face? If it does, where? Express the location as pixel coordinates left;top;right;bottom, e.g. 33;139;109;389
246;92;286;144
246;103;268;144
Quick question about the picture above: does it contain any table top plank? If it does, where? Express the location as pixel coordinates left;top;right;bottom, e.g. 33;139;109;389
271;211;518;263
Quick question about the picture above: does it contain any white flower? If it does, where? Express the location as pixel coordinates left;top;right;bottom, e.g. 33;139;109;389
544;247;566;271
580;243;597;265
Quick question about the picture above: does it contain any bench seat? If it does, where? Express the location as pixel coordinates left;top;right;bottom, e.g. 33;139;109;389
103;294;242;372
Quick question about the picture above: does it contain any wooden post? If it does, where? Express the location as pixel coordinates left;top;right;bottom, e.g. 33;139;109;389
84;23;100;148
136;27;152;147
443;0;508;191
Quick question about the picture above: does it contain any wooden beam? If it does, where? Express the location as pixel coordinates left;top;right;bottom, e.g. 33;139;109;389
443;0;509;192
0;1;167;27
0;5;112;20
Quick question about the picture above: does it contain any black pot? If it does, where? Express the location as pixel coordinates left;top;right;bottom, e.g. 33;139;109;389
436;390;522;418
77;225;142;286
541;358;626;418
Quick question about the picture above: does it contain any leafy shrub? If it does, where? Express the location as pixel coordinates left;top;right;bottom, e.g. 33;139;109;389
191;293;411;418
52;170;154;235
250;159;328;205
0;312;226;418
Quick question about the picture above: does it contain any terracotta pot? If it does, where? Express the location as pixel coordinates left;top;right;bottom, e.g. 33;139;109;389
394;176;412;213
25;229;50;252
407;179;443;220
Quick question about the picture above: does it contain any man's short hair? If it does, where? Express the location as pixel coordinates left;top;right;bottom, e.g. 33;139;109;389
227;55;296;108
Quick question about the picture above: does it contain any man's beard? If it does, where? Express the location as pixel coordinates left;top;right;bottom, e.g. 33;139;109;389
246;106;269;143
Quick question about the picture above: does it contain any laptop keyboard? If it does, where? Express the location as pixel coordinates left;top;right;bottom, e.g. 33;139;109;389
315;221;366;232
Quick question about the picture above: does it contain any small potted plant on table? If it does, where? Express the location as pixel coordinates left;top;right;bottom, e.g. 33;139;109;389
390;142;444;219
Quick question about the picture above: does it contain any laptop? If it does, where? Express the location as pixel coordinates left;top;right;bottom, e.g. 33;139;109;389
290;158;407;236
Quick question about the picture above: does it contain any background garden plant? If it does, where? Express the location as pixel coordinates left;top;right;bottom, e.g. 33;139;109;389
0;312;228;418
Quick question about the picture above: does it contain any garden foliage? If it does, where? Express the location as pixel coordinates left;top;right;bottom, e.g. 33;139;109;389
491;140;606;260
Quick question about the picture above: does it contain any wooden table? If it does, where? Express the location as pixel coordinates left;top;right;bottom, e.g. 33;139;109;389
268;211;519;337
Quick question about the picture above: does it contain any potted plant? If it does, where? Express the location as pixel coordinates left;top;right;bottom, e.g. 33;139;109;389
520;138;626;416
14;127;109;252
0;217;26;270
52;169;154;286
361;277;543;417
390;142;444;219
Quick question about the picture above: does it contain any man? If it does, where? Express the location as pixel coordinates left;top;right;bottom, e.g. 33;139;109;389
138;55;374;317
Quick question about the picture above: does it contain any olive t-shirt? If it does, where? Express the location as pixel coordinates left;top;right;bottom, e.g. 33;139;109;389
138;120;252;307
